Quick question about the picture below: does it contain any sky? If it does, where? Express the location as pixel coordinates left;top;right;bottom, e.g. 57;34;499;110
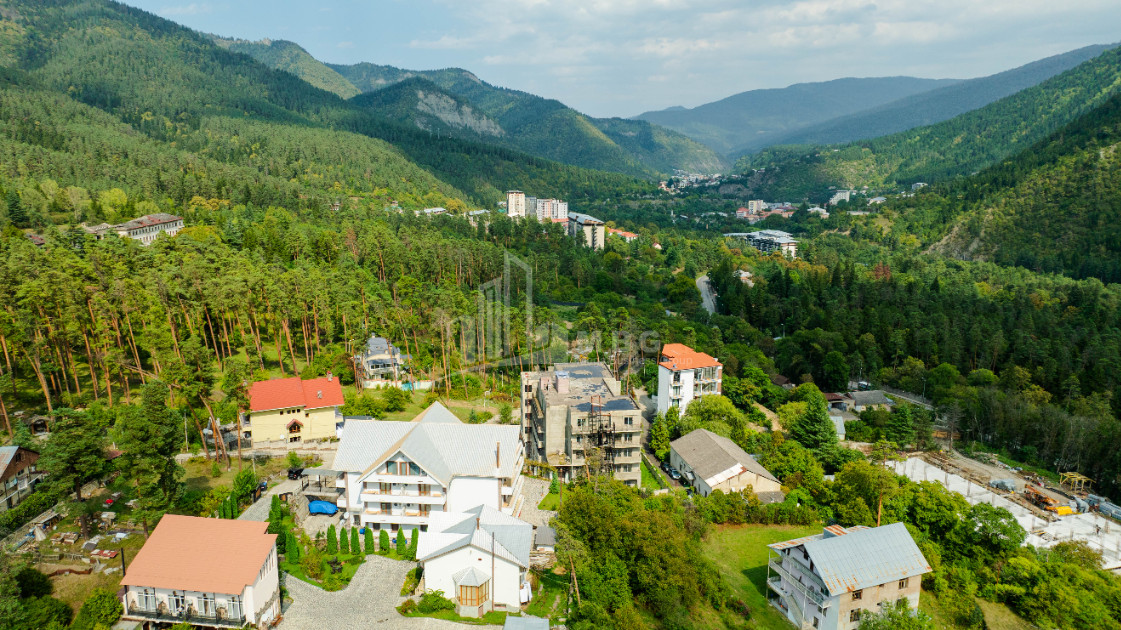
122;0;1121;118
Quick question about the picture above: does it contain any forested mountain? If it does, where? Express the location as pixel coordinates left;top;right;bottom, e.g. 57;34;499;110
212;37;360;99
0;0;649;210
741;43;1117;155
221;40;725;175
635;77;958;154
739;45;1121;200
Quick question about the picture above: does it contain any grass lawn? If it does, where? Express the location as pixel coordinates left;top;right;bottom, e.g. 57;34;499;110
921;591;1034;630
399;608;509;625
641;458;668;489
703;523;821;630
537;492;560;511
525;569;569;622
181;455;289;498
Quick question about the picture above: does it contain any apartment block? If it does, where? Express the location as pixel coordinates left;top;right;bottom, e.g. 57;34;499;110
521;363;642;486
767;523;931;630
566;212;605;250
656;343;722;416
506;191;527;218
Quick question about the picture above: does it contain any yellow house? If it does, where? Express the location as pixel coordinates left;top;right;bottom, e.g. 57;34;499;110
246;375;345;445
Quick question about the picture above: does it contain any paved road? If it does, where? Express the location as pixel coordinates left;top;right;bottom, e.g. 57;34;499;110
281;556;472;629
696;275;717;315
239;479;300;522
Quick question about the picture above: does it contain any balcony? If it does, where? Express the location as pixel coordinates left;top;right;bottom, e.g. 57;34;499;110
362;472;439;485
361;511;431;526
359;491;444;505
125;605;246;628
767;559;829;607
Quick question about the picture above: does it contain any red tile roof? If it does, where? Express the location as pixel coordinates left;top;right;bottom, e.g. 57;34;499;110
659;343;722;371
121;515;275;595
248;376;344;412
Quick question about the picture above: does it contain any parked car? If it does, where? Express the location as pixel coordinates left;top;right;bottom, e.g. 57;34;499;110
287;467;305;480
669;468;682;481
660;461;671;474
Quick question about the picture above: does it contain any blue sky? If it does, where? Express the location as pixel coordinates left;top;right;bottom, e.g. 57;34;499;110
121;0;1120;118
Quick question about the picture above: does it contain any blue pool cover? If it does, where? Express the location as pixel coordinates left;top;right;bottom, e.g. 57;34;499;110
307;500;338;515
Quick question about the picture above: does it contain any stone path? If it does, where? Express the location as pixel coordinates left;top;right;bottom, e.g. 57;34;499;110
239;479;300;522
518;476;556;528
280;555;472;629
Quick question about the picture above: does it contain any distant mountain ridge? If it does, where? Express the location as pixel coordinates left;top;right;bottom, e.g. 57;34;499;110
636;76;957;155
739;43;1118;156
214;38;725;176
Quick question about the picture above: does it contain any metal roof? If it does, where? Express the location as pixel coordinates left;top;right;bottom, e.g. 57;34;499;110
772;523;931;596
670;429;778;486
849;390;894;407
417;505;532;568
505;616;550;630
452;566;490;587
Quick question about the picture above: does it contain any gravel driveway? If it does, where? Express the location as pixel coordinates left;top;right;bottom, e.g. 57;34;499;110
239;479;300;522
280;555;472;629
518;476;556;528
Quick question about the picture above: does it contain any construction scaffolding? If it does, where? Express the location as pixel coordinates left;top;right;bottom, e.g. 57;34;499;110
1060;472;1094;494
585;394;616;477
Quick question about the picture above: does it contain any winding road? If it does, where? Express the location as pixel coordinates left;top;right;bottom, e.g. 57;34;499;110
696;274;717;315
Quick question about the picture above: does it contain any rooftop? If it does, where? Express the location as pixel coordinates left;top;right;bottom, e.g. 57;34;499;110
120;515;275;595
416;504;532;568
248;375;345;412
768;523;930;596
659;343;721;371
670;429;778;486
849;390;894;406
567;212;604;225
331;402;522;483
530;363;637;413
0;446;38;483
120;213;183;231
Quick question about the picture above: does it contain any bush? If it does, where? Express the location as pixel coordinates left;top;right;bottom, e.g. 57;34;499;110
364;527;375;555
326;525;338;554
417;590;456;614
379;529;391;554
24;596;73;629
70;588;121;630
398;599;418;614
301;547;324;580
401;567;422;596
286;451;303;468
382;387;411;412
15;566;53;598
351;527;361;555
396;528;407;555
286;532;300;562
407;528;419;561
498;403;513;424
339;527;350;554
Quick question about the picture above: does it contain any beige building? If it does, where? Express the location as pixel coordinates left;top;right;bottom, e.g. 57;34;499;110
506;191;527;218
669;429;782;500
768;523;931;630
521;363;642;486
566;212;605;250
245;375;344;445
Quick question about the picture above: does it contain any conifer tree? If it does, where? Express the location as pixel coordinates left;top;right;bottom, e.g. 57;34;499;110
379;529;391;554
351;527;361;555
326;525;338;554
364;527;375;555
790;393;838;451
408;528;419;561
339;526;350;554
396;529;407;556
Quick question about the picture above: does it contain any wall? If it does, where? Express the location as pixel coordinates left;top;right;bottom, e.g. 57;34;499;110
448;477;501;513
249;405;339;443
423;546;524;609
245;546;280;625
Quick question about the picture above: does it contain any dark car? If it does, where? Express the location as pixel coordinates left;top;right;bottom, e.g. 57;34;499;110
669;468;682;481
660;461;671;473
287;467;305;480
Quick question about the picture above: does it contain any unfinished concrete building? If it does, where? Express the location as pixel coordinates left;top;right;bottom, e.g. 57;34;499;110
520;363;642;486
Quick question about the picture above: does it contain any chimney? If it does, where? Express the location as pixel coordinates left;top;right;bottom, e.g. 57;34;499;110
555;371;569;394
317;391;323;399
327;372;333;382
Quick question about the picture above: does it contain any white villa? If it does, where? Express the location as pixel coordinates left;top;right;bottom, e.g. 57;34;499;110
119;515;279;629
416;505;532;618
656;343;722;415
331;402;525;533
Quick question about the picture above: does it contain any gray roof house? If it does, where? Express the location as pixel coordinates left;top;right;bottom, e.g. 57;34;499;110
669;429;783;498
848;390;895;411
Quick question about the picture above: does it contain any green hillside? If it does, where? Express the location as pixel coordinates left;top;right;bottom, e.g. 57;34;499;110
741;44;1116;154
739;45;1121;199
0;0;646;209
212;37;361;99
636;76;958;154
349;77;506;139
334;63;726;175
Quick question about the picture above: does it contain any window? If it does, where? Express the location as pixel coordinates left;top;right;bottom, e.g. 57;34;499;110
419;484;430;496
410;463;422;476
289;436;301;443
139;590;155;611
459;581;490;606
813;618;819;628
419;504;431;516
379;483;392;494
624;417;634;426
380;502;391;513
852;590;863;601
228;597;242;620
849;610;861;622
201;594;215;616
577;418;585;427
169;593;185;614
898;578;909;589
525;385;533;393
288;423;301;434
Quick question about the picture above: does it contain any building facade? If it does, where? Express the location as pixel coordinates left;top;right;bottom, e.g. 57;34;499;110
116;213;184;245
767;523;931;630
506;191;527;218
245;375;344;445
331;403;525;532
567;212;605;250
0;446;42;513
416;505;531;618
669;429;781;498
521;363;642;486
747;199;767;213
746;230;798;257
354;335;409;388
120;515;280;629
655;343;722;416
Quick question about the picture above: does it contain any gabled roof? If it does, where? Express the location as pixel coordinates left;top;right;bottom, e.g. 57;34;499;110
248;376;344;412
670;429;777;487
659;343;721;370
120;213;182;230
769;523;931;596
332;403;522;484
849;390;893;407
0;446;38;483
417;505;532;568
121;515;275;594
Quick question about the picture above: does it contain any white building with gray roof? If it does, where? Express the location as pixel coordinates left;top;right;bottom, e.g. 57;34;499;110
331;402;525;533
767;523;931;630
416;504;532;618
669;429;782;499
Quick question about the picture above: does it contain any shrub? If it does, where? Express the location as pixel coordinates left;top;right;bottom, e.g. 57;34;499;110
398;599;418;614
498;403;513;424
364;527;375;555
396;529;407;555
417;590;456;614
24;596;73;629
70;588;121;630
382;387;411;413
326;525;338;554
379;529;391;554
407;528;419;561
286;451;303;468
339;527;350;554
301;547;324;580
401;567;423;596
210;461;221;477
286;532;300;562
351;527;361;556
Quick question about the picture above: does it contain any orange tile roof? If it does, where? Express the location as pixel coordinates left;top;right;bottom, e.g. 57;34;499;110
121;515;275;594
659;343;722;370
248;376;344;412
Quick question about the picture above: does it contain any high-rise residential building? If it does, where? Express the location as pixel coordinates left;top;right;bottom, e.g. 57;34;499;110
521;363;643;486
656;343;722;415
747;199;766;213
506;191;527;218
567;212;605;250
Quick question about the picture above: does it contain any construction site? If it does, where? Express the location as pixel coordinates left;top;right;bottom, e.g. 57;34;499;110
892;453;1121;573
